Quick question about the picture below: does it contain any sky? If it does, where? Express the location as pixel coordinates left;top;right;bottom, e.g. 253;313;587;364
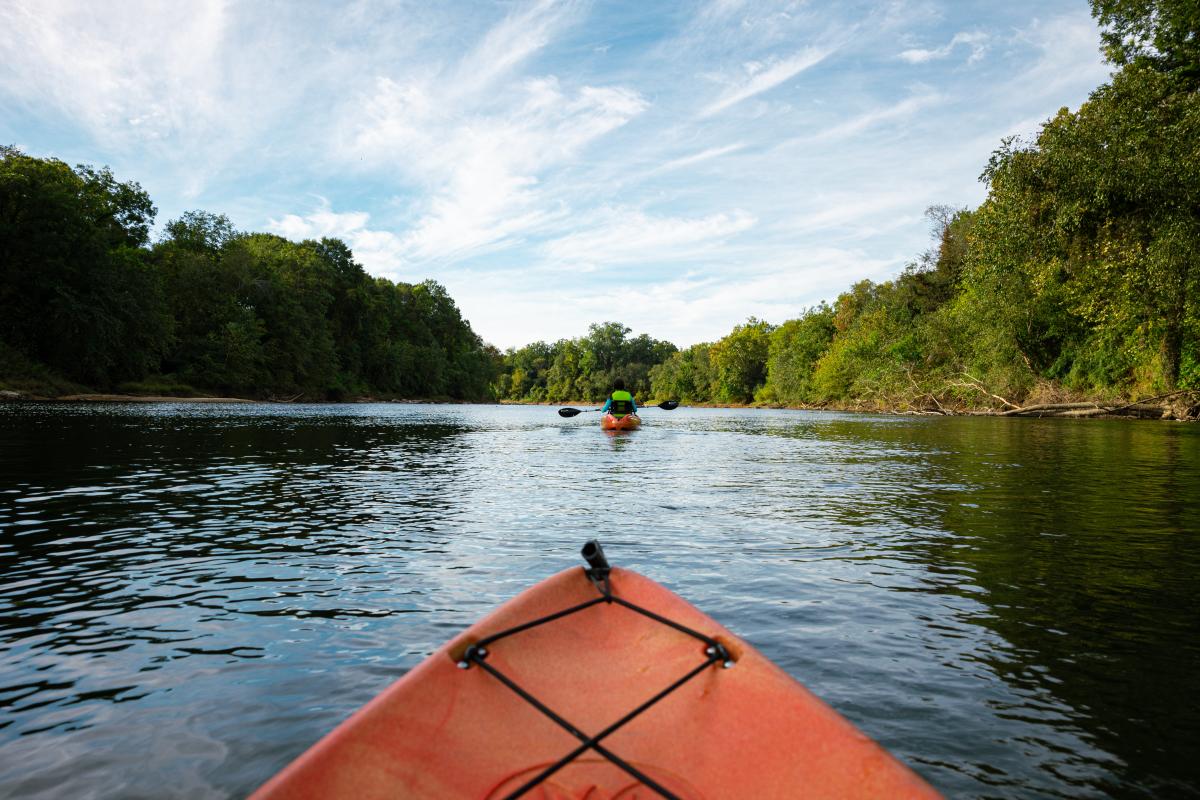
0;0;1112;350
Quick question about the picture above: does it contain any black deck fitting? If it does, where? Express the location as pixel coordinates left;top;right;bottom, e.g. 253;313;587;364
581;540;610;578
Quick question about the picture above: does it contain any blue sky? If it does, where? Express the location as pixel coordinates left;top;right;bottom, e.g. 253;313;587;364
0;0;1111;349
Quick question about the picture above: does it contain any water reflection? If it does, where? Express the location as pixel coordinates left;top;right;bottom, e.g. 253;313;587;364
886;419;1200;798
0;404;1197;798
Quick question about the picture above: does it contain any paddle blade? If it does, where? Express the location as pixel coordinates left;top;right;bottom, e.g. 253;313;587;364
657;400;680;411
558;407;583;417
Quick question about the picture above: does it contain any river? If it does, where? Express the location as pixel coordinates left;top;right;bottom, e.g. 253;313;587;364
1;403;1197;798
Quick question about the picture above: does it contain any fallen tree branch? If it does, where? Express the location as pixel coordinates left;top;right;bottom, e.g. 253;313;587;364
1001;402;1104;416
1001;391;1200;419
951;373;1020;410
903;367;951;415
1057;407;1114;418
1104;388;1198;416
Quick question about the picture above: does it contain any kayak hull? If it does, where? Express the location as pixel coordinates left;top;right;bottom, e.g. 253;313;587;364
251;566;940;799
601;412;641;430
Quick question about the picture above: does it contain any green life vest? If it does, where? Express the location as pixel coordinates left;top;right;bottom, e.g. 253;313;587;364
609;390;634;416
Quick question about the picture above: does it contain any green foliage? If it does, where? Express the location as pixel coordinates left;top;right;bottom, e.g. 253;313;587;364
649;343;717;403
115;377;201;397
496;322;676;402
0;146;169;385
1;150;498;399
0;340;85;396
762;305;836;404
976;61;1199;391
812;302;895;402
1091;0;1200;81
162;210;236;252
710;318;773;403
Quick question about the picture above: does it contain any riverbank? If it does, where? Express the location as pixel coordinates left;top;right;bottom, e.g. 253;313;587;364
497;392;1200;421
0;388;483;405
55;393;258;403
0;354;482;405
744;390;1200;421
5;386;1196;420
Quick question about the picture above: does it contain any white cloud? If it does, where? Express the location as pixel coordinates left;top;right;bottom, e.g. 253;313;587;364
452;0;579;98
700;47;833;117
542;208;757;265
341;5;647;265
652;143;747;175
1014;13;1111;98
899;31;989;64
374;79;645;261
809;92;943;141
444;244;896;349
268;204;407;274
784;191;929;237
0;1;227;148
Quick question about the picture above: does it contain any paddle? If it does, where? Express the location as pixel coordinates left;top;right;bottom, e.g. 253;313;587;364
558;400;679;418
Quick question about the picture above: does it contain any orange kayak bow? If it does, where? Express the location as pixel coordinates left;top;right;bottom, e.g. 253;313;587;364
251;541;941;800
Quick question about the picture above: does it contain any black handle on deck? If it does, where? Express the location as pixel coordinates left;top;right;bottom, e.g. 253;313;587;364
582;540;610;578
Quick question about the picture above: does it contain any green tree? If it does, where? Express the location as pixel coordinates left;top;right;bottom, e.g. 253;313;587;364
163;210;236;252
763;305;836;404
1;151;499;399
649;343;716;403
1091;0;1200;81
0;146;168;384
710;318;773;403
978;64;1200;389
545;338;586;401
501;341;555;400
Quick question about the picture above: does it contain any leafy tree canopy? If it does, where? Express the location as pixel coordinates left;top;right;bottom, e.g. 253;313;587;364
1092;0;1200;80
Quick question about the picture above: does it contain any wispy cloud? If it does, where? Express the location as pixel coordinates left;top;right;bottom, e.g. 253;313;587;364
808;92;943;142
1012;13;1111;97
700;47;833;117
0;2;226;145
542;208;757;265
784;191;929;237
443;244;897;348
0;0;237;197
452;0;579;98
341;4;647;264
348;77;646;262
899;31;989;64
651;143;747;175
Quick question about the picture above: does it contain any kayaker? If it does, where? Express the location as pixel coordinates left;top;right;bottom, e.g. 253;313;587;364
601;379;637;418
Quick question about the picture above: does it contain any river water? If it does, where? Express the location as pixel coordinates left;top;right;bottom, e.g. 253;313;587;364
0;403;1197;798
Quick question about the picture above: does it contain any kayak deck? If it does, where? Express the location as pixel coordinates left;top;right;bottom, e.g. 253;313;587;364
251;560;940;799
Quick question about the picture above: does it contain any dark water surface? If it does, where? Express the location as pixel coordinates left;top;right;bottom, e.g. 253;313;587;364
1;403;1198;798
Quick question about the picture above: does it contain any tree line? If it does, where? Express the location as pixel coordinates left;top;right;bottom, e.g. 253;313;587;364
502;0;1198;412
0;149;498;400
493;322;676;402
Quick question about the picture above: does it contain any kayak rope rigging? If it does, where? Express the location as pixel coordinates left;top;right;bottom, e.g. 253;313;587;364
457;540;734;800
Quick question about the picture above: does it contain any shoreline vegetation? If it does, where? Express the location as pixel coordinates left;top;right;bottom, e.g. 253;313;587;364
1;2;1196;423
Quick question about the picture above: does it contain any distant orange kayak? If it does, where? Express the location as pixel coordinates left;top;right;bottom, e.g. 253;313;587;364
601;412;641;431
251;543;941;800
